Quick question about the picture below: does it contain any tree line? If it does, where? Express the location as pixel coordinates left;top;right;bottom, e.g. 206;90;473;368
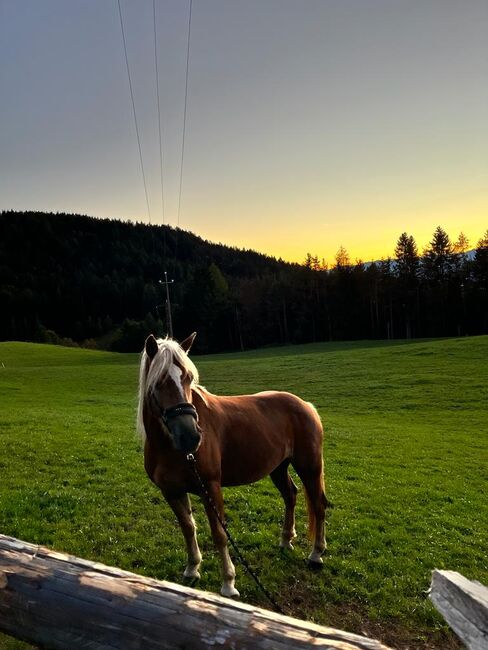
0;211;486;353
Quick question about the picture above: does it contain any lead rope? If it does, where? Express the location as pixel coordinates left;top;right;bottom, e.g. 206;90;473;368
186;453;286;615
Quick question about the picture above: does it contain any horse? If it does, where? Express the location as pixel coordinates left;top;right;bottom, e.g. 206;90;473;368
137;333;328;598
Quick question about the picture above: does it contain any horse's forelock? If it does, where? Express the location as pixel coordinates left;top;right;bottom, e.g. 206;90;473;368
157;338;199;386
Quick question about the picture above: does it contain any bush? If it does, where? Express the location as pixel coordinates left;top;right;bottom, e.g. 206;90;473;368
109;319;148;352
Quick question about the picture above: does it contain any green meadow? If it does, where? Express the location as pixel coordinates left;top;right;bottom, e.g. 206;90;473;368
0;337;487;648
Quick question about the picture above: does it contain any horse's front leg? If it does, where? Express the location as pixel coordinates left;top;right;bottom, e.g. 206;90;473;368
166;493;202;580
201;481;239;598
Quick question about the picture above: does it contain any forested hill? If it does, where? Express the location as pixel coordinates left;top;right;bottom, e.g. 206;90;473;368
0;210;297;351
1;210;487;352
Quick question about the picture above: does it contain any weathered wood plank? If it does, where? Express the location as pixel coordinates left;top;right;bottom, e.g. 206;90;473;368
0;534;391;649
430;569;488;650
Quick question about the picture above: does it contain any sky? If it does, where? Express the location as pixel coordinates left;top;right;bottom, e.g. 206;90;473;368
1;0;487;264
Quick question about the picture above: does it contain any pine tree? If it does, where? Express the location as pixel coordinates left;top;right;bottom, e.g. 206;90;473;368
422;226;453;282
394;232;419;282
394;233;420;338
421;227;455;336
473;230;488;286
453;232;470;255
334;246;350;269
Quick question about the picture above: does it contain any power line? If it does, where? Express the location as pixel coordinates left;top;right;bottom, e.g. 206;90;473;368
176;0;193;230
153;0;166;235
117;0;151;223
173;0;193;277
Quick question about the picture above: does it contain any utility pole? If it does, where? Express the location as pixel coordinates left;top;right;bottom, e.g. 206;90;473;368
159;271;174;338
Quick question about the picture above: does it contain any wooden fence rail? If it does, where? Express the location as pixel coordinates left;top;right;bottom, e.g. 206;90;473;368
430;569;488;650
0;534;391;650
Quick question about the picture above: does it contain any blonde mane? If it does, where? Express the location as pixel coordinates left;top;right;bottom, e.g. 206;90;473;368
136;338;200;441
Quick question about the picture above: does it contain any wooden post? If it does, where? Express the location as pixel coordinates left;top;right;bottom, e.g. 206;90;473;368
159;272;174;338
430;570;488;650
0;534;391;650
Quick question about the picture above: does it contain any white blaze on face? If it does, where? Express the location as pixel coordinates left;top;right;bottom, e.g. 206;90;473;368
168;363;185;401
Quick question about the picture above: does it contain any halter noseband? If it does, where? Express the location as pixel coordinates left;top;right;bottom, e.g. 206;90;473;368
162;402;199;425
150;392;199;428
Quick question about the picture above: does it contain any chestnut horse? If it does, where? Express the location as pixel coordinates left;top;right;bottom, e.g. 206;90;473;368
137;333;328;597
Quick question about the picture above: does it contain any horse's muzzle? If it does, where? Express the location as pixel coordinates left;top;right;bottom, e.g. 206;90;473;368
169;416;202;453
158;401;201;453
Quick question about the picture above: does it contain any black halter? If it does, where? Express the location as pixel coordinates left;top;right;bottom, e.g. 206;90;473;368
150;392;199;427
162;402;199;425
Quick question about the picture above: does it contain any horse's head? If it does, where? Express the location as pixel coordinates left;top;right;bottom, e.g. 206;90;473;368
140;333;202;454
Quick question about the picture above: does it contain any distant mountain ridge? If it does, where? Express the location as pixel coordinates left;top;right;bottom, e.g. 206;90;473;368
363;249;476;269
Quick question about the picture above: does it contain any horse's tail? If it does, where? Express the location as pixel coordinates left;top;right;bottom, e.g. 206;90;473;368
300;402;331;539
304;469;331;540
305;487;317;541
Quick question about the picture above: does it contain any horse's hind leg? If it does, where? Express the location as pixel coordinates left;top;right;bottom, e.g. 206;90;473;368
307;477;327;567
293;464;327;567
270;460;298;550
166;493;202;580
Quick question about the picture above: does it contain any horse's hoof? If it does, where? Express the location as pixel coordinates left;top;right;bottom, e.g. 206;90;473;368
221;584;240;598
183;567;201;580
307;559;324;571
279;541;294;551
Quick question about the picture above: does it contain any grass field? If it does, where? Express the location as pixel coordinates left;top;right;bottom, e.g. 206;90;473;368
0;337;487;648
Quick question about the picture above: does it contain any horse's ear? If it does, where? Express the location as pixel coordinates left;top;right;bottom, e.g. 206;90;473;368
180;332;197;354
145;334;159;359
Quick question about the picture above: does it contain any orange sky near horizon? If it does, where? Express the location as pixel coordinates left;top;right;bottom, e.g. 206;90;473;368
154;165;487;264
178;194;487;265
